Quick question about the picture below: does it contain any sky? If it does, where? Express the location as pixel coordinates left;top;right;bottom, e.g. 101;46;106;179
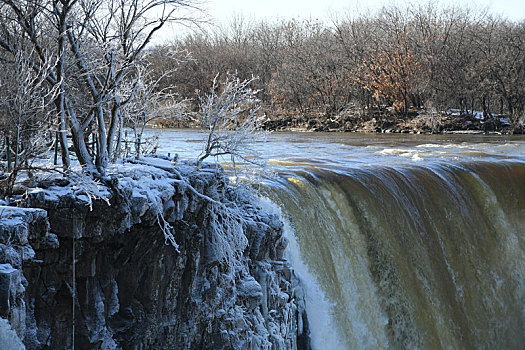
203;0;525;24
157;0;524;42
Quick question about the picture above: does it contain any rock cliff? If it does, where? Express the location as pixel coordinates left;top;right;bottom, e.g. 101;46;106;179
0;159;310;349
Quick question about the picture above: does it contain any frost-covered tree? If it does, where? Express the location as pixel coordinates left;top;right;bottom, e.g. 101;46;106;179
120;55;189;159
196;73;266;172
0;0;203;176
0;48;57;195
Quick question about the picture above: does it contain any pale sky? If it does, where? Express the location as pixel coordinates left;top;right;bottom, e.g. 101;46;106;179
204;0;525;24
159;0;524;42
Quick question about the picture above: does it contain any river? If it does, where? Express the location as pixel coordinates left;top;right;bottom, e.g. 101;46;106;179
148;130;525;349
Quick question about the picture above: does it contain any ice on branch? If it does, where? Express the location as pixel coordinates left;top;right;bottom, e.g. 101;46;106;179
195;73;267;175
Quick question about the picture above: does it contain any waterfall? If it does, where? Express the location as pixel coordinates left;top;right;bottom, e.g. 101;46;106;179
263;161;525;349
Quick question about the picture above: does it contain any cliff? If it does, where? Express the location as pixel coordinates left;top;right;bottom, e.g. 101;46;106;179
0;158;310;349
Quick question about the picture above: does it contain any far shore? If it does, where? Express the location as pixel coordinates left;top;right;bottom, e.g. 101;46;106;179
151;110;524;136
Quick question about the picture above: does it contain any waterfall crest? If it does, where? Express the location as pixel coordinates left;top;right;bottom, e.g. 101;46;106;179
265;161;525;349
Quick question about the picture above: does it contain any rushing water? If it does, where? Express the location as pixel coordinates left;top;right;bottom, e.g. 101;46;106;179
150;130;525;349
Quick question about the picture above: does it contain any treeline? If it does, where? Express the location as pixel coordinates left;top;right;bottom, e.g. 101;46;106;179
157;5;525;129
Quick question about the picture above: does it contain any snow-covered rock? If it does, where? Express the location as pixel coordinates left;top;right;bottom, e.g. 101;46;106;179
0;158;310;349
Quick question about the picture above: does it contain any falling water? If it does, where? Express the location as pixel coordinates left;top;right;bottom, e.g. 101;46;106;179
263;161;525;349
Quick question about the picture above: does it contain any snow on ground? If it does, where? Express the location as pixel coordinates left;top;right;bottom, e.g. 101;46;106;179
446;109;510;125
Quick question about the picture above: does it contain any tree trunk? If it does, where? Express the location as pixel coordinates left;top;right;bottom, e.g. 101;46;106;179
95;105;109;174
14;120;20;170
135;130;142;160
114;115;124;161
56;4;71;171
107;92;122;161
66;102;96;174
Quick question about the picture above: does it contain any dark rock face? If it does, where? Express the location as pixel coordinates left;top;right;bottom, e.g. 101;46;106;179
0;164;310;349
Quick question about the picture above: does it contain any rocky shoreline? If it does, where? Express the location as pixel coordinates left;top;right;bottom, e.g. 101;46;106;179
261;111;524;135
153;109;524;135
0;158;310;349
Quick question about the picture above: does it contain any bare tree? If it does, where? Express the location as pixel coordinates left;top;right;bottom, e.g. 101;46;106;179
165;5;524;132
196;73;266;172
475;17;525;126
0;48;57;195
0;0;203;176
120;55;188;158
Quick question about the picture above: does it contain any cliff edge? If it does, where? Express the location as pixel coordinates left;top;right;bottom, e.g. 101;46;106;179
0;158;310;349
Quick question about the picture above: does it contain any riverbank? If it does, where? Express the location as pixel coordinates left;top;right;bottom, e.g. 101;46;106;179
261;109;524;135
153;108;524;135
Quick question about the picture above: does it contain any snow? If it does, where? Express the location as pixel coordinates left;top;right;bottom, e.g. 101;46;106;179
445;109;511;125
237;277;263;299
0;318;25;350
0;263;17;274
0;207;49;245
0;216;25;229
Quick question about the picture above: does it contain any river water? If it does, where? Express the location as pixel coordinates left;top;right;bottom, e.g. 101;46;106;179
149;130;525;349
